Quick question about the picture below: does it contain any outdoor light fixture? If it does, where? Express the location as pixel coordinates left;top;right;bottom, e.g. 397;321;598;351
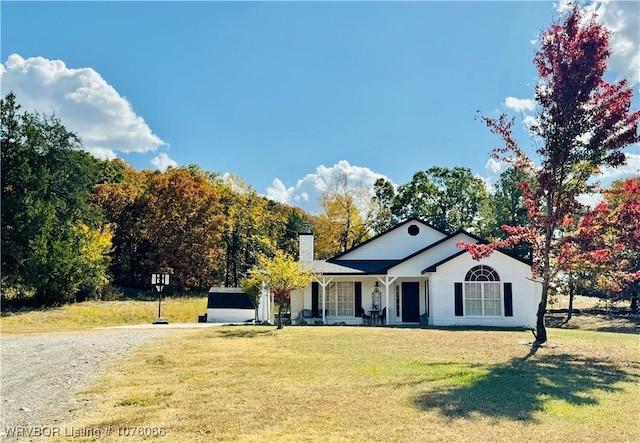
371;281;382;310
151;272;170;324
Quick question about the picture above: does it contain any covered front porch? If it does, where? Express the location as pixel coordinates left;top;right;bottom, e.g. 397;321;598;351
291;276;430;326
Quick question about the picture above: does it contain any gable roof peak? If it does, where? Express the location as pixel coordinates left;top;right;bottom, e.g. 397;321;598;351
327;216;450;262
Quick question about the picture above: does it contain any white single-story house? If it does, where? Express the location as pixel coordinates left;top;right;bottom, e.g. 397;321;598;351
291;217;541;328
206;287;270;323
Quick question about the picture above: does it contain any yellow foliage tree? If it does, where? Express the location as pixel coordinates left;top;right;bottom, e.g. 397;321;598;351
313;172;372;259
247;250;314;329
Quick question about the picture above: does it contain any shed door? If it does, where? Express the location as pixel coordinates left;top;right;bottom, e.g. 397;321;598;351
402;282;420;323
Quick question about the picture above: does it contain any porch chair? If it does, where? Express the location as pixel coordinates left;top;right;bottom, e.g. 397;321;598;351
379;307;387;325
360;307;372;325
299;309;314;324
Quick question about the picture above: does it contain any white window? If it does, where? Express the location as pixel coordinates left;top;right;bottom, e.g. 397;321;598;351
464;266;501;316
325;282;355;316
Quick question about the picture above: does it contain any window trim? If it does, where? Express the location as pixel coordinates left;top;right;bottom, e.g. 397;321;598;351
464;266;503;317
324;282;356;317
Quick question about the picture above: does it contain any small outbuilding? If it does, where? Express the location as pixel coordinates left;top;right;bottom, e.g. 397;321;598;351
206;287;269;323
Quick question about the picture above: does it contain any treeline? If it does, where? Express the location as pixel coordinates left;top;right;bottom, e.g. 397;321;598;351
0;93;546;308
1;93;309;307
3;92;636;309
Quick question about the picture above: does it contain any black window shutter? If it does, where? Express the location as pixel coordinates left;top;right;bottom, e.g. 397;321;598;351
354;282;362;317
504;283;513;317
312;282;319;317
454;283;463;316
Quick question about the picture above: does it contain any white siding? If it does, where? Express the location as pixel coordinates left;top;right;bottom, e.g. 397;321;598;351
339;220;447;260
207;308;255;323
429;251;540;328
388;233;477;276
290;287;306;323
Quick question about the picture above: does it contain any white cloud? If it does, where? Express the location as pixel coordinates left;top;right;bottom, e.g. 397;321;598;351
505;96;536;112
522;115;538;129
266;178;295;204
485;158;508;175
266;160;390;213
576;192;604;208
482;158;510;194
151;153;178;172
86;147;118;160
596;152;640;181
0;54;166;157
592;1;640;86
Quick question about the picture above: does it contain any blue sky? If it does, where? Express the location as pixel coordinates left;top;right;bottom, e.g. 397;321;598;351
1;1;638;212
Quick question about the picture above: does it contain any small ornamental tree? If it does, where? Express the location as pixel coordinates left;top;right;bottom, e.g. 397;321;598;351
458;6;639;344
247;250;314;329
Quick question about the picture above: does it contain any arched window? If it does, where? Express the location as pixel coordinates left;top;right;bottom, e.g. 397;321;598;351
465;265;500;282
464;266;501;316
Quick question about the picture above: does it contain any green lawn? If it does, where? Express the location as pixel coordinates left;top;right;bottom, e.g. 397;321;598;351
43;325;639;443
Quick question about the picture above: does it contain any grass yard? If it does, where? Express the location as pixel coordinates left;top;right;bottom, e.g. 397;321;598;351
44;326;639;443
0;297;207;333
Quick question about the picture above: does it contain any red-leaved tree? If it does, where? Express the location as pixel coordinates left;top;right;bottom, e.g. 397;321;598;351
459;5;639;344
561;177;640;313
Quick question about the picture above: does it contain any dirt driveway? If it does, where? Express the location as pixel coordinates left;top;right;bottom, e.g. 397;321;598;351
0;329;170;440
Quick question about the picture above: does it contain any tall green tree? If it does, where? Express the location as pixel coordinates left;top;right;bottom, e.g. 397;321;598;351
370;178;396;234
460;6;639;344
485;168;532;260
1;93;111;306
393;166;489;233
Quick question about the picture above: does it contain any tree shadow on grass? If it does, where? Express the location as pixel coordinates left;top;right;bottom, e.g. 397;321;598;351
412;349;637;421
217;328;275;339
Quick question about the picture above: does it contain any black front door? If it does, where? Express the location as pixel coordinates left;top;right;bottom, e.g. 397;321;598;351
402;282;420;323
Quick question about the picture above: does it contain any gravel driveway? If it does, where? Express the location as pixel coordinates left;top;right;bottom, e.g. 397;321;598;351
0;329;170;440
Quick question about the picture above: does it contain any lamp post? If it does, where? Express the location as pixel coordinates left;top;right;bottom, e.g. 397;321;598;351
151;272;170;324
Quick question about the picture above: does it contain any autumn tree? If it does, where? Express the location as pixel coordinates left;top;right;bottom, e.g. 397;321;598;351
92;165;226;292
137;167;225;292
459;6;639;344
314;172;373;258
246;250;314;329
562;177;640;313
91;161;147;288
218;175;277;287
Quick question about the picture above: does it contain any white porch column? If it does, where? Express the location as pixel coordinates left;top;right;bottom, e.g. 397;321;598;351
322;284;326;324
377;276;397;324
317;277;333;325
